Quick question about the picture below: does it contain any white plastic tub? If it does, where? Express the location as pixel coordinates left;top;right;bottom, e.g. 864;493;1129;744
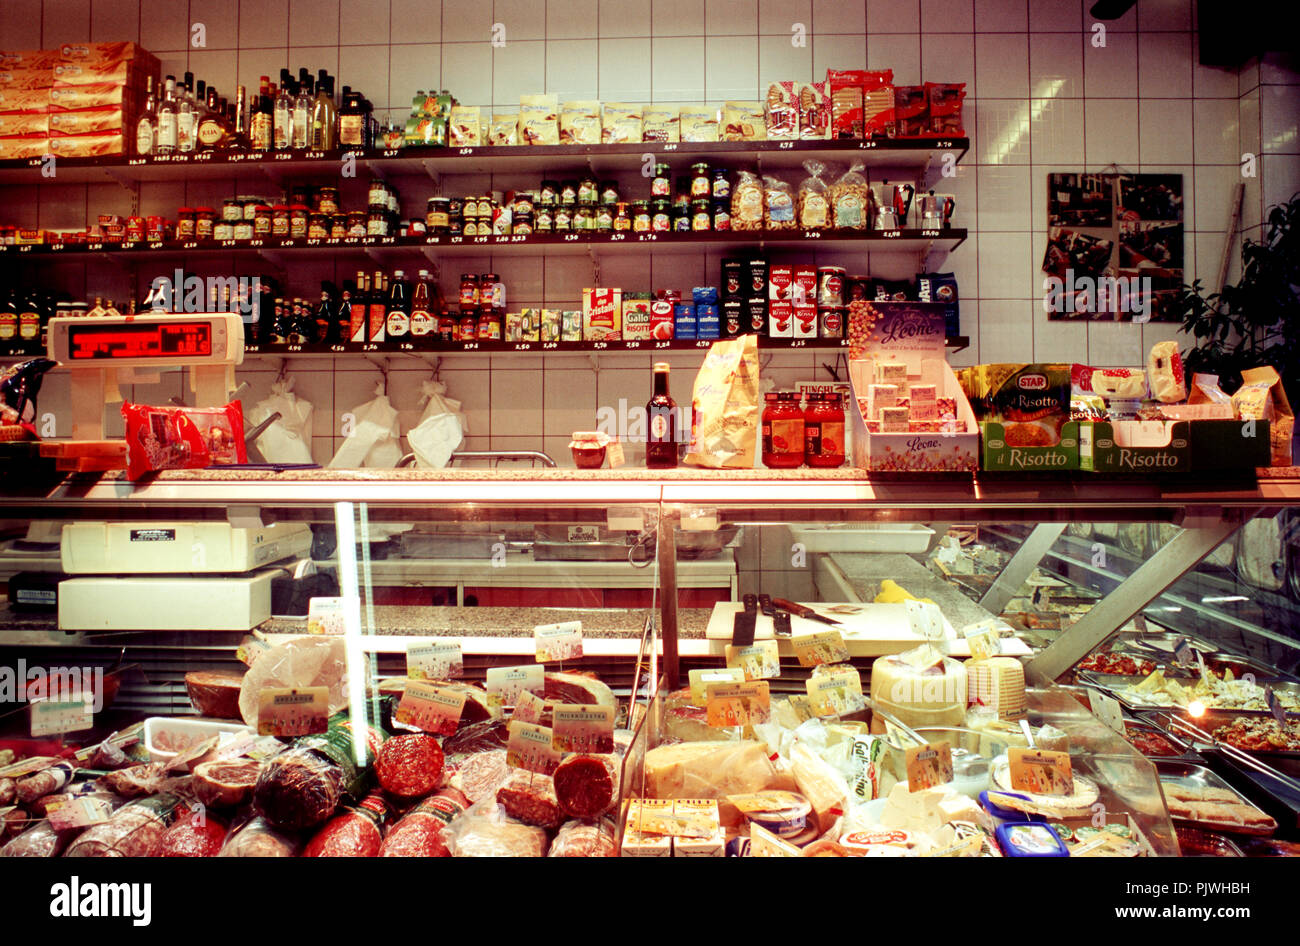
143;717;254;763
790;523;935;554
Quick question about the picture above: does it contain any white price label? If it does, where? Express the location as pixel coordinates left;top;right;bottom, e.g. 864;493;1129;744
30;698;93;737
407;641;464;680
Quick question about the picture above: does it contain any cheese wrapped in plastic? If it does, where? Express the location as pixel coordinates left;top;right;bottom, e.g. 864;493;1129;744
643;741;797;807
1146;341;1186;403
790;741;850;835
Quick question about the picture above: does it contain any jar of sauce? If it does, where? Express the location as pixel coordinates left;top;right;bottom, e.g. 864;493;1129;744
233;217;254;241
213;220;235;242
221;198;242;222
146;216;167;242
632;201;651;232
317;186;340;215
763;392;805;468
331;214;349;238
270;205;290;237
426;197;450;232
347;210;367;237
651;163;671;197
459;309;478;340
307;213;328;239
651;198;672;232
194;206;215;241
613;202;631;231
805;393;846;467
176;208;196;240
289;204;310;239
690;198;711;231
459;274;479;305
367;208;387;236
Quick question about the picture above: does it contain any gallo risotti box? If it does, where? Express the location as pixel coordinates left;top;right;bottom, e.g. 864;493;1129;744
980;421;1081;471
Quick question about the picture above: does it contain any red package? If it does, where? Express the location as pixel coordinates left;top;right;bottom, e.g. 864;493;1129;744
121;400;246;479
926;82;966;137
827;69;894;140
893;85;928;137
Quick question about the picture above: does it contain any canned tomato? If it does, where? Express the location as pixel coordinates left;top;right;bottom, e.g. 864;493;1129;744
817;266;846;307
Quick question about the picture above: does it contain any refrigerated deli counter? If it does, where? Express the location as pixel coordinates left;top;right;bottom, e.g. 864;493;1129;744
2;466;1300;858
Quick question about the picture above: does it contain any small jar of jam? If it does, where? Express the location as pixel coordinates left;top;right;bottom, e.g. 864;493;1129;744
307;212;328;239
253;204;272;238
763;392;805;468
690;198;711;231
459;274;480;306
673;207;691;232
367;208;387;236
317;186;340;215
233;217;255;241
712;168;730;199
805;393;846;468
330;214;348;239
632;200;651;232
347;210;367;237
674;178;691;209
408;217;426;236
289;203;310;238
213;220;235;242
613;202;631;231
270;205;290;237
194;206;215;241
459;309;478;340
651;163;671;197
690;162;711;198
651;198;672;232
426;197;450;231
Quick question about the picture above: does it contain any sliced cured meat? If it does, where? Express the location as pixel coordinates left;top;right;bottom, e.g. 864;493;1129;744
443;719;510;761
150;806;228;857
185;671;245;719
380;678;496;726
97;762;168;799
448;817;548;857
549;818;617;857
192;759;262;808
64;794;180;857
553;754;619;820
496;770;565;830
253;747;345;831
452;749;511;803
218;816;298;857
379;787;470;857
375;734;444;801
302;793;389;857
544;672;617;713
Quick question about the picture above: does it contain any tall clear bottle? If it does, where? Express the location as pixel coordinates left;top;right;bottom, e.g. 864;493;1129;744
274;69;294;149
292;69;313;149
177;71;196;153
310;69;335;150
156;75;178;154
135;74;156;155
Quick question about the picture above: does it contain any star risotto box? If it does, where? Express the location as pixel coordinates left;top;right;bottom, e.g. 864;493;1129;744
847;301;978;472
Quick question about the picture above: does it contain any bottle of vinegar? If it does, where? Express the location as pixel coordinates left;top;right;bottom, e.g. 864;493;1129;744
646;362;678;469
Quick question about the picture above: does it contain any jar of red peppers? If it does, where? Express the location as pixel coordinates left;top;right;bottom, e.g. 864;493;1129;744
805;393;846;467
762;392;805;468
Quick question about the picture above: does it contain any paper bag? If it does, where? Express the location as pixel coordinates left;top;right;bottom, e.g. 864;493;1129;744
329;383;401;469
247;377;314;464
684;334;760;468
1234;366;1293;466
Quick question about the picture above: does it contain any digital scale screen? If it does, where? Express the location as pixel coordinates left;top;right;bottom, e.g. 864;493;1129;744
66;320;214;360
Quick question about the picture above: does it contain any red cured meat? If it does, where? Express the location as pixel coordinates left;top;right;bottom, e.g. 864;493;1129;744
549;818;618;857
379;787;470;857
553;754;619;820
302;793;388;857
444;719;510;761
185;671;244;719
254;747;344;831
544;672;617;712
497;770;565;830
1;778;17;806
376;733;445;800
453;749;511;803
150;806;228;857
64;794;180;857
217;817;297;857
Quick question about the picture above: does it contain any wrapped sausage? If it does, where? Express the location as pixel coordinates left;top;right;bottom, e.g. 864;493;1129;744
16;760;75;805
0;778;15;806
444;801;548;857
149;804;228;857
218;816;299;857
3;820;70;857
64;794;181;857
302;793;389;857
549;818;618;857
380;787;470;857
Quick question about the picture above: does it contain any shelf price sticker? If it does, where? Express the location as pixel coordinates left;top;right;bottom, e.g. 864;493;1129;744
1008;747;1075;796
962;619;1004;661
534;621;584;662
791;630;850;668
506;720;562;776
552;704;615;754
396;681;466;735
407;641;464;680
45;795;114;832
30;697;94;737
486;664;546;713
725;640;781;680
706;680;771;728
804;666;865;717
688;667;745;706
256;686;329;738
905;742;954;792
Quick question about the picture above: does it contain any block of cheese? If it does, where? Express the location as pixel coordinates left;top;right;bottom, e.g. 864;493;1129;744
644;740;798;804
878;782;949;835
789;742;849;836
964;656;1026;721
870;651;967;731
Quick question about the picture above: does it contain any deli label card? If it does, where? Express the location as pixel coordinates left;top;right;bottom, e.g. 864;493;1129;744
552;704;615;753
724;640;781;680
706;680;771;728
534;621;584;662
407;640;464;680
486;664;546;710
506;720;562;775
1008;747;1075;796
396;681;466;735
257;686;329;738
791;630;850;667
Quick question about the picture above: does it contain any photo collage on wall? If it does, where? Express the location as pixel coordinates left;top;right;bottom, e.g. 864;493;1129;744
1042;172;1184;321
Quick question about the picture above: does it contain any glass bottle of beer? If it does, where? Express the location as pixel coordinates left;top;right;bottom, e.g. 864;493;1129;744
646;362;677;469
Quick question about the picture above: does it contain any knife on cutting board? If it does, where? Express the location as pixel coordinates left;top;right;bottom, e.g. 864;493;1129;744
770;598;843;626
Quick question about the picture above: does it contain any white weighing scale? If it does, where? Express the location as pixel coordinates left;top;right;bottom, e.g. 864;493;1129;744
61;521;313;574
58;568;281;631
45;311;244;439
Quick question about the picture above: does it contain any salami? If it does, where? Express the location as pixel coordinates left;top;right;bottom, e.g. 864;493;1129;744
453;749;511;803
254;714;383;831
1;778;17;806
97;762;168;799
379;787;470;857
150;806;228;857
64;794;180;857
302;793;388;857
16;761;75;804
553;754;619;820
497;770;565;830
376;733;444;800
218;816;298;857
549;818;618;857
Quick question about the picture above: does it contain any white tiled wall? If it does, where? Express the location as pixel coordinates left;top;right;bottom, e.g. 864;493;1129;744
5;0;1298;467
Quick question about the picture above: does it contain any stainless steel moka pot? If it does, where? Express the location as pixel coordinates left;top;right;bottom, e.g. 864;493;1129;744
874;181;914;230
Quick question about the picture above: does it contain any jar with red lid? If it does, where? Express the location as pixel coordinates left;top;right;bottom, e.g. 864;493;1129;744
176;207;196;240
763;392;806;468
805;393;846;467
271;205;290;237
194;207;215;241
253;204;272;238
146;216;167;242
289;204;310;239
459;274;479;306
459;309;478;341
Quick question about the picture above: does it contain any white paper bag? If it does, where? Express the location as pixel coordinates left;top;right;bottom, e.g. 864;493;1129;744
247;377;314;463
329;383;401;469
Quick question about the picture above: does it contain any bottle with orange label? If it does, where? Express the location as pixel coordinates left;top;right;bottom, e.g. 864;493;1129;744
805;393;846;467
762;392;805;468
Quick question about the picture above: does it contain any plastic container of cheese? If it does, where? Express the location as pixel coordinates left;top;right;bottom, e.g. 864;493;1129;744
995;822;1070;857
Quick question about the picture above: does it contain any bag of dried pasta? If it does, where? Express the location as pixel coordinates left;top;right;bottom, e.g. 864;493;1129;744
828;162;872;230
797;160;831;230
684;335;760;469
763;175;796;230
732;170;764;231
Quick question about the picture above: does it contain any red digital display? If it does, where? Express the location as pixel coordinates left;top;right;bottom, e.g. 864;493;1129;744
67;321;213;360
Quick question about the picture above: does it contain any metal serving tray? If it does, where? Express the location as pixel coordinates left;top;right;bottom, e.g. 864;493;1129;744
1153;759;1278;836
1079;670;1300;716
1120;718;1197;760
1174;825;1245;857
1142;709;1300;762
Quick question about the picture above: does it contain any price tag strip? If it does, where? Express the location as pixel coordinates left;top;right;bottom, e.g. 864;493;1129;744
905;742;954;792
688;667;745;706
706;680;771;728
506;720;562;776
486;664;545;712
804;666;865;717
30;697;94;737
551;704;615;754
534;621;584;662
790;630;850;668
724;641;781;680
256;686;330;738
1007;747;1075;796
396;681;466;735
406;640;464;680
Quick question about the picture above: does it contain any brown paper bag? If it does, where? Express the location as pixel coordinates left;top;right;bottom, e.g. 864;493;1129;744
1233;366;1294;466
684;334;760;468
